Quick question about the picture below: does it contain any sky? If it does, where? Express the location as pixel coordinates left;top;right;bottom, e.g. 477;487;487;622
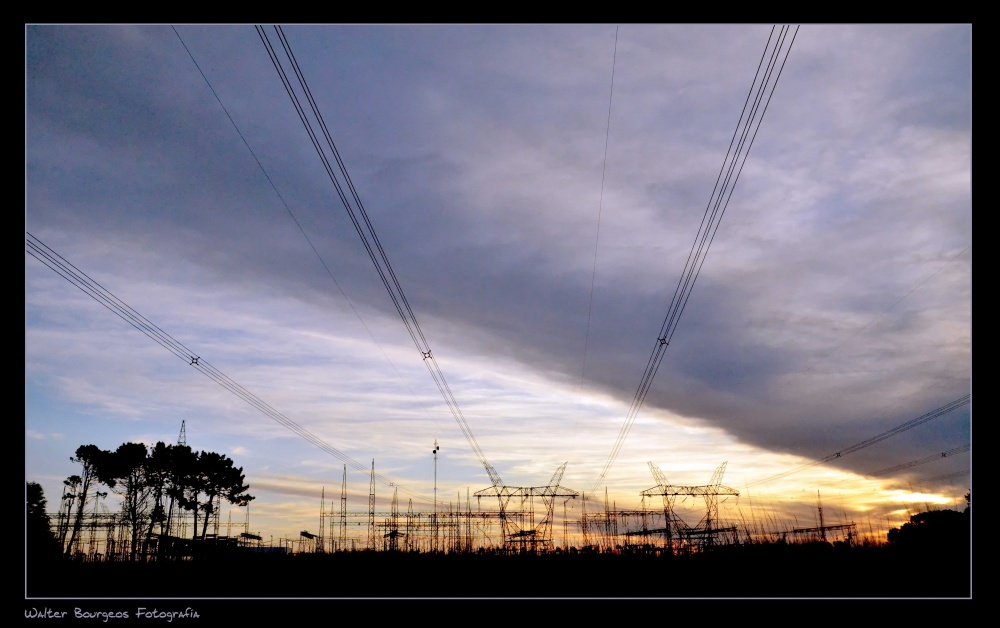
25;24;971;546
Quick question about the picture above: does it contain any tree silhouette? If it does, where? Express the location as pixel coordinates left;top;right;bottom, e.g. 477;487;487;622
57;440;256;557
192;450;254;540
142;441;172;551
57;475;81;551
100;442;154;561
65;445;106;558
26;481;60;562
162;443;198;541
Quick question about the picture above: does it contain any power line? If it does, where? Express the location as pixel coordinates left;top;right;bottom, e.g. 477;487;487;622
257;25;503;487
26;232;423;500
868;444;970;477
573;24;618;458
917;469;969;484
171;25;434;437
746;394;971;488
592;25;799;493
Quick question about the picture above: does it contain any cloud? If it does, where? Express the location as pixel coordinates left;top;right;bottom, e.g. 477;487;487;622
26;24;971;543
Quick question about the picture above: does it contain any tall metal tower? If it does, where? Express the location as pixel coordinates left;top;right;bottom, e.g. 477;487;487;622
603;487;614;551
367;460;376;551
474;462;578;552
817;490;825;541
318;487;326;553
386;488;399;551
641;461;739;552
563;498;572;549
465;487;473;553
406;499;414;552
432;440;439;552
160;420;188;540
211;493;221;538
534;463;571;550
339;465;347;552
646;461;677;551
784;490;857;545
703;462;732;541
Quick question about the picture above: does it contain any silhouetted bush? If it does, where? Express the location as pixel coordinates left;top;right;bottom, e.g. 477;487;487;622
887;509;970;549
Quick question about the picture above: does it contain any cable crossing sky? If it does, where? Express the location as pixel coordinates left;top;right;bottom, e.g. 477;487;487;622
591;25;800;494
746;394;971;488
256;25;504;487
869;444;970;477
25;232;422;500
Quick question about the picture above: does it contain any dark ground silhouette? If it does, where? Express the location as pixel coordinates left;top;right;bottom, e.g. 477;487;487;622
26;539;969;599
26;499;972;602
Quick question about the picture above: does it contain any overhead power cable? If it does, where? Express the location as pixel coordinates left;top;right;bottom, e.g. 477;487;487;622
26;232;420;498
577;25;618;410
171;25;429;429
256;25;503;487
746;394;971;488
917;469;969;484
869;444;970;477
592;25;799;493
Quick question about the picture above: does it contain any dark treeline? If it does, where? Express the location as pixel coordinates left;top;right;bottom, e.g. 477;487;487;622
40;441;253;563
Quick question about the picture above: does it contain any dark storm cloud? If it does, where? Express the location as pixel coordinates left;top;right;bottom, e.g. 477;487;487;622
26;24;970;500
